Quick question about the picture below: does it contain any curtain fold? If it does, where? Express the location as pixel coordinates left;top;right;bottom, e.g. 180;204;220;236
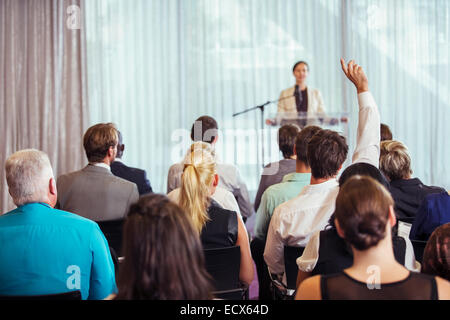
0;0;89;212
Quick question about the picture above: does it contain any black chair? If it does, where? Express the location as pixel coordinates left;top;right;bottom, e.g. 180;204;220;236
269;245;304;300
96;219;124;257
411;239;428;264
203;246;248;300
0;290;82;300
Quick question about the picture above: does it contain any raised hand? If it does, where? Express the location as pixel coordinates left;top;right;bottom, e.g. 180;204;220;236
340;58;369;94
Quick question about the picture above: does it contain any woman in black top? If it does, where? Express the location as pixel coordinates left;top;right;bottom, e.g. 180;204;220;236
296;176;450;300
176;142;254;286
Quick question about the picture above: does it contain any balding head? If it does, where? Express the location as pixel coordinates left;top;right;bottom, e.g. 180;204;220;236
5;149;56;207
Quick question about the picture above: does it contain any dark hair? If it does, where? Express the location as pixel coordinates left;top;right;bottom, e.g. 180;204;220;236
116;130;124;158
335;176;394;251
307;129;348;179
278;124;300;159
295;125;322;165
116;194;213;300
292;61;309;72
83;123;118;163
339;162;390;189
422;223;450;281
190;116;219;144
380;124;393;141
327;162;391;229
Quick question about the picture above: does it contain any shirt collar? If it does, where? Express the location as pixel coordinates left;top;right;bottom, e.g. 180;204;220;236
113;158;123;164
301;178;339;193
90;162;111;171
282;172;311;183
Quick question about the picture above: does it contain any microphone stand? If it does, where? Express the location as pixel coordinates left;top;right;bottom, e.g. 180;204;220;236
232;95;293;167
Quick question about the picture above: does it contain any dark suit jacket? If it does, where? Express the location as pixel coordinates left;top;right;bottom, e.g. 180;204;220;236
111;160;153;195
389;178;445;222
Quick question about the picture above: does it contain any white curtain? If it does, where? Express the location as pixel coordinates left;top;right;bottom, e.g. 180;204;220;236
0;0;89;213
3;0;447;212
84;0;346;196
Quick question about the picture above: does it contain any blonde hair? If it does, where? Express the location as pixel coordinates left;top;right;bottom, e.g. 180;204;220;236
5;149;54;206
380;140;412;181
179;142;217;234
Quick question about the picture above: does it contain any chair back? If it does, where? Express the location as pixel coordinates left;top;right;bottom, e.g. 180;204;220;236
204;246;247;299
411;239;428;264
284;246;305;290
0;290;82;300
96;219;124;256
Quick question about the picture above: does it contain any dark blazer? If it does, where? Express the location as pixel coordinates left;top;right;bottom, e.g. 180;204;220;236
389;178;445;222
111;160;153;195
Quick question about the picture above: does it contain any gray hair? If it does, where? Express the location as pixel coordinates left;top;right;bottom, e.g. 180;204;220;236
5;149;54;206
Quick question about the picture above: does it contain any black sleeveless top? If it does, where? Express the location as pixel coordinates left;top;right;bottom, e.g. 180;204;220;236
200;200;238;249
312;228;406;276
321;271;438;300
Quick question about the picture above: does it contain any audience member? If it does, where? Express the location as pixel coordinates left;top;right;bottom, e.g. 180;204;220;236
111;130;153;195
112;194;213;300
296;176;450;300
296;162;419;289
253;124;300;212
0;149;116;299
170;142;254;286
421;223;450;281
167;115;253;219
57;123;139;221
264;58;380;282
410;191;450;241
380;123;393;141
251;125;320;299
380;140;445;223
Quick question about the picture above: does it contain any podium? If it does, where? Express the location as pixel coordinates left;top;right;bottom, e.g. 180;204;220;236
264;112;350;165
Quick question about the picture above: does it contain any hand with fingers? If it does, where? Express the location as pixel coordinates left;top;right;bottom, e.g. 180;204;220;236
340;58;369;94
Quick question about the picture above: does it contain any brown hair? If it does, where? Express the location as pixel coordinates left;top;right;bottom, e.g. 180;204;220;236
307;129;348;179
379;140;412;181
422;223;450;281
278;124;300;159
380;123;393;141
116;194;213;300
295;125;322;165
83;123;118;163
335;176;394;251
190;116;219;144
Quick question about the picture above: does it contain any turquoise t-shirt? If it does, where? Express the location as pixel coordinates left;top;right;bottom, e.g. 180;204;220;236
0;203;117;299
254;172;311;240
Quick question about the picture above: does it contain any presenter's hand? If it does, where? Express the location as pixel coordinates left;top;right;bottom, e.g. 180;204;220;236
266;118;275;126
340;58;369;94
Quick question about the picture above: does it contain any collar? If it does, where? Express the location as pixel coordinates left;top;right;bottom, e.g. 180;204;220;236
89;162;111;172
301;178;339;193
113;158;123;164
390;178;422;187
282;172;311;183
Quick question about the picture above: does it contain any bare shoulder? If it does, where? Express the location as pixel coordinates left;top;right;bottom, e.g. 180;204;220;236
436;276;450;300
295;274;322;300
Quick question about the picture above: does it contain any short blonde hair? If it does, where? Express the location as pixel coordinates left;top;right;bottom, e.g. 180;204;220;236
5;149;54;206
179;142;217;233
380;140;412;181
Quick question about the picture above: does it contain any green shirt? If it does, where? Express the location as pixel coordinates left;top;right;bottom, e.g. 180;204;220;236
254;172;311;241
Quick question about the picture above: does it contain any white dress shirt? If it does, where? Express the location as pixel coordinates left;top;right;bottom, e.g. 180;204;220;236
264;91;380;277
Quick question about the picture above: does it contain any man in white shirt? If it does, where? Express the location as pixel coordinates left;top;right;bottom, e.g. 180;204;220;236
264;59;380;279
167;115;253;219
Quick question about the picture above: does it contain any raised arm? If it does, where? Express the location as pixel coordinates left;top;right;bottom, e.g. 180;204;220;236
341;58;380;167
